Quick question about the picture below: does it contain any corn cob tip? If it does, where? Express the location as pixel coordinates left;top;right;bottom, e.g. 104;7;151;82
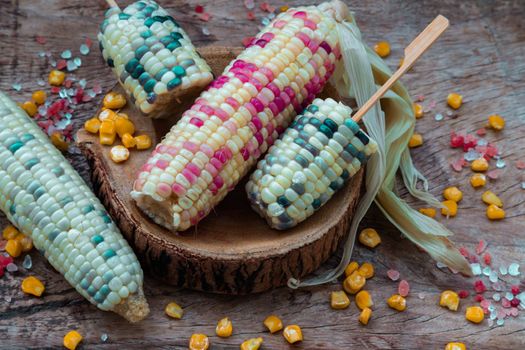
113;290;150;323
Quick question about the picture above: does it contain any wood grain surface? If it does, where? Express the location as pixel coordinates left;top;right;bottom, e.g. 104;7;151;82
0;0;524;349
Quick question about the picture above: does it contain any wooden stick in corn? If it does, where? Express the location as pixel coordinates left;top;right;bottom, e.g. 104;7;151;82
98;0;213;118
0;92;149;322
131;3;344;231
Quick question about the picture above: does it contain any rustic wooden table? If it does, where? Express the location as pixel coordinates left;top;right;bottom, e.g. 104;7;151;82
1;0;524;349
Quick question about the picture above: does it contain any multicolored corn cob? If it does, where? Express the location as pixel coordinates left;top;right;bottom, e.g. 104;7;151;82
0;92;148;322
98;0;213;118
246;98;377;229
131;4;342;231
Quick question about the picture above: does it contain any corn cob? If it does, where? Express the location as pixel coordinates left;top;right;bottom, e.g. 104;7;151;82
0;91;148;322
131;4;342;231
98;0;213;118
246;98;377;229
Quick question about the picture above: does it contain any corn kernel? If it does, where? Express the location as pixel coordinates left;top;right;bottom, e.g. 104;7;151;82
465;306;484;323
470;174;486;188
359;307;372;325
413;103;424;118
48;70;66;86
439;290;460;311
263;315;283;333
22;101;38;117
344;261;359;276
357;262;374;279
330;290;350;309
419;207;436;218
358;228;381;248
355;290;373;310
63;330;83;350
408;133;423;148
50;132;69;151
343;271;366;294
103;92;127;109
98;108;118;121
283;325;303;344
6;239;22;257
387;294;406;311
441;200;458;217
216;317;233;338
135;134;152;150
2;225;19;240
445;342;466;350
189;334;209;350
447;93;462;109
486;204;505;220
31;90;47;105
165;302;183;319
240;337;263;350
84;118;101;134
115;116;135;138
21;276;45;297
100;120;116;146
374;41;390;58
487;114;505;131
117;112;129;119
481;190;502;207
17;235;33;252
471;158;489;172
121;133;137;148
443;186;463;202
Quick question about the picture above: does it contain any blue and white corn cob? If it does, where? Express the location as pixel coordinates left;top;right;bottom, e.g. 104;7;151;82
0;92;148;322
246;98;377;230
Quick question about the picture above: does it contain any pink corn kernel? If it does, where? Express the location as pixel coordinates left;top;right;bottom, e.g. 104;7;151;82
398;280;410;297
293;11;307;19
182;169;197;184
205;163;218;177
303;19;317;30
157;183;172;197
183;141;198;153
474;280;487;293
190;117;204;127
474;294;484;302
387;269;400;281
458;290;470;298
213;176;224;189
172;183;186;196
156;159;169;170
186;163;201;177
273;20;287;29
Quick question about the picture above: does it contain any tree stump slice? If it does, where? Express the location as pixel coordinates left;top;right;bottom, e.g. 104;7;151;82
76;46;364;294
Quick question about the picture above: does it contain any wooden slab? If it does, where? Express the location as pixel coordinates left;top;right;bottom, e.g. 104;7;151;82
76;46;364;294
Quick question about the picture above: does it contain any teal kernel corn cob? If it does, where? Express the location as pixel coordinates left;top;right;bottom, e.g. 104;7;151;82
98;0;213;118
246;98;377;230
0;92;148;322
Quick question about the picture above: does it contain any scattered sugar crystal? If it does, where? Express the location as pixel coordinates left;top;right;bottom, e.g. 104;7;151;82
477;139;488;146
488;304;496;312
61;50;72;59
74;57;82;67
464;149;480;161
38;51;47;58
496;159;506;168
78;79;87;88
268;12;276;19
50;58;57;67
201;26;210;36
471;263;482;275
244;0;255;9
22;255;32;269
67;60;78;71
505;292;514;301
483;266;491;276
6;263;18;272
417;292;425;300
434;113;444;121
496;319;504;326
100;333;109;342
499;265;508;275
5;296;11;302
521;182;525;190
493;293;501;301
508;263;520;276
493;282;504;291
37;79;46;86
80;44;90;55
489;271;498;283
261;17;270;26
11;83;21;91
488;319;494;327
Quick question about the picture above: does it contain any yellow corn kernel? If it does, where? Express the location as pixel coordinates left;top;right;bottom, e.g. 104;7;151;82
263;315;283;333
240;337;263;350
6;239;22;257
465;306;484;323
17;235;33;252
443;186;463;202
216;317;233;338
387;294;406;311
408;133;423;148
21;276;45;297
471;158;489;172
487;114;505;131
31;90;47;105
330;290;350;309
357;262;374;279
470;174;486;188
441;200;458;217
50;132;69;151
121;133;137;148
189;334;209;350
48;69;66;86
445;342;466;350
115;117;135;138
413;103;424;119
135;134;152;150
2;225;20;240
486;204;505;220
481;190;502;207
63;330;83;350
447;93;462;109
165;302;183;319
99;120;116;146
359;307;372;325
103;92;127;109
358;228;381;248
344;261;359;277
374;41;390;58
22;101;38;117
283;325;303;344
355;290;373;310
84;118;101;134
98;108;118;122
419;207;436;218
439;290;460;311
343;271;366;294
